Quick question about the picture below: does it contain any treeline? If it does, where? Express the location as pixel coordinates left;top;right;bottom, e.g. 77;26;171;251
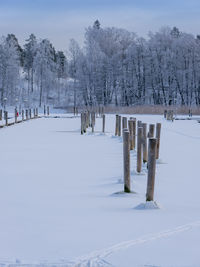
1;22;200;107
0;34;67;107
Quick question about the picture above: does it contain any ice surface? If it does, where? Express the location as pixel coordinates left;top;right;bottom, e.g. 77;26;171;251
0;114;199;266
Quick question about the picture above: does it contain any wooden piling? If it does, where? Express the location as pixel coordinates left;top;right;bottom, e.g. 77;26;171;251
122;117;127;129
5;111;8;126
156;123;161;159
128;120;134;150
115;115;119;136
148;124;155;138
26;109;28;120
118;115;121;136
0;109;2;120
15;108;17;123
47;106;50;116
142;123;148;163
102;114;105;133
146;138;157;201
22;110;24;121
123;130;131;193
44;105;46;116
137;127;143;173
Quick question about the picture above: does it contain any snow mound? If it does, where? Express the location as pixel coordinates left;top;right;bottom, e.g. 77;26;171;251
134;201;161;210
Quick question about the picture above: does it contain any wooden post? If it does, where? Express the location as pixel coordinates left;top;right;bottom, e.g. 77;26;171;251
123;130;131;193
156;123;161;159
137;127;143;173
128;120;134;150
44;105;46;115
26;109;28;120
142;123;148;163
5;111;8;126
81;113;84;134
91;112;95;133
36;108;38;117
146;138;157;201
118;115;121;136
0;109;2;120
22;110;24;121
148;124;155;138
29;109;32;119
132;119;136;150
47;106;50;116
102;114;105;133
115;115;119;136
15;108;17;123
122;117;127;129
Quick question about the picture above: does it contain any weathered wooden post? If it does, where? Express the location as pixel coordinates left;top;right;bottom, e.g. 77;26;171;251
137;120;142;128
5;111;8;126
26;109;28;120
156;123;161;159
15;108;17;123
137;127;143;173
146;138;157;201
36;108;38;117
0;109;2;120
122;117;127;129
44;105;46;116
123;129;131;193
29;109;32;119
91;112;95;133
128;120;134;150
47;106;50;116
102;114;105;133
148;124;155;138
118;115;121;136
132;118;136;150
115;115;119;136
22;110;24;121
81;112;84;134
142;123;148;163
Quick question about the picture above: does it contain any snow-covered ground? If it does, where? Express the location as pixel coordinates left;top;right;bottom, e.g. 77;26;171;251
0;114;199;267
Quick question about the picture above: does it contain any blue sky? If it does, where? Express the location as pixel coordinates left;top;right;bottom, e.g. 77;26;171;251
0;0;200;50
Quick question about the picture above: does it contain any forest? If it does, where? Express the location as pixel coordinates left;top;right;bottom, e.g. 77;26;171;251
1;20;200;108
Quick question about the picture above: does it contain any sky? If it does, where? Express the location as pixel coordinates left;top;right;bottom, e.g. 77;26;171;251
0;0;200;50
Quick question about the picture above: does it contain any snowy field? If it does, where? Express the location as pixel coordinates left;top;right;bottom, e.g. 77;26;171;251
0;114;200;267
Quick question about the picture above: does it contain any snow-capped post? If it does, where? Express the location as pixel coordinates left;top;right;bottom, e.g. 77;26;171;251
137;127;143;173
142;123;148;163
15;108;17;123
148;124;155;138
156;123;161;159
22;110;24;121
118;115;121;136
123;129;131;193
128;120;134;150
5;111;8;126
47;106;50;116
122;117;127;129
146;138;157;201
102;114;105;133
44;105;46;116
